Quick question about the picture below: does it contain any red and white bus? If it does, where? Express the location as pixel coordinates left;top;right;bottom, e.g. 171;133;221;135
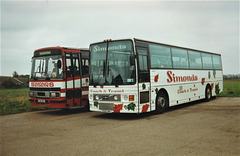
29;47;89;109
89;38;223;113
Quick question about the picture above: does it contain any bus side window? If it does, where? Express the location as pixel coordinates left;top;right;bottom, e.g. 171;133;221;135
172;48;189;69
82;59;89;75
202;53;213;70
188;50;203;69
149;44;172;69
212;55;222;70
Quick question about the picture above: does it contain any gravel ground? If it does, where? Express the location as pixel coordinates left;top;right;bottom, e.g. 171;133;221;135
0;97;239;156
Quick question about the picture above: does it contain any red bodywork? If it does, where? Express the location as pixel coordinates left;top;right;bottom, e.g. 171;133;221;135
29;47;89;109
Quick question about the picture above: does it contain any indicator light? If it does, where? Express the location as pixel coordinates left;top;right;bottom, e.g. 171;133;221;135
129;95;134;101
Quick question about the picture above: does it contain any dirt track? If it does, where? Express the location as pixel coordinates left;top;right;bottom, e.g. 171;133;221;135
0;97;239;156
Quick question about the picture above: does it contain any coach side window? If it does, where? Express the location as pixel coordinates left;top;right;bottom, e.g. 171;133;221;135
149;44;172;68
172;48;189;69
202;53;213;69
188;50;203;69
212;55;222;70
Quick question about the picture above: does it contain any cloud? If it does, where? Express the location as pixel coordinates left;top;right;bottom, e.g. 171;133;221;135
1;1;239;75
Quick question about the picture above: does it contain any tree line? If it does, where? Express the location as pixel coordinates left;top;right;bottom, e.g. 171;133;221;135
223;74;240;80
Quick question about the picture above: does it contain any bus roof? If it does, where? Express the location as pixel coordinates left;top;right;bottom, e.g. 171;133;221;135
34;46;89;52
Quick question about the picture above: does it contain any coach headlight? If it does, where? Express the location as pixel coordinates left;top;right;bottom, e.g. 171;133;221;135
95;95;99;100
123;95;128;101
114;95;118;101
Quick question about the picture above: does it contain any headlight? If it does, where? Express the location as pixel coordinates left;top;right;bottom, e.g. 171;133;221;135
29;91;34;97
51;92;60;98
123;95;128;100
95;95;99;100
114;95;118;101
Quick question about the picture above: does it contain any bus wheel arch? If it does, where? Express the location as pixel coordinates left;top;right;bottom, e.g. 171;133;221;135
155;89;169;113
205;84;212;101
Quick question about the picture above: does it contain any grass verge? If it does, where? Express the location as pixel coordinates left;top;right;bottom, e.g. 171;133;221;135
218;80;240;97
0;88;48;115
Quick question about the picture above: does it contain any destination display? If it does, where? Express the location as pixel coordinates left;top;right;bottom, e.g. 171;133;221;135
91;41;132;53
34;49;62;57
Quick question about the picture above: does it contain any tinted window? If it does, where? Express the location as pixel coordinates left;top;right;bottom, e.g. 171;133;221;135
202;53;213;69
172;48;189;69
212;55;222;70
188;50;202;69
149;44;172;68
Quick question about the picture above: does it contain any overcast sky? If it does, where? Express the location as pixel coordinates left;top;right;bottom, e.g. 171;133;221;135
1;0;239;76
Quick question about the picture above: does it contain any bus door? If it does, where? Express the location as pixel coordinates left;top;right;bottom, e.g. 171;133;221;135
80;51;89;107
65;52;82;107
136;47;151;112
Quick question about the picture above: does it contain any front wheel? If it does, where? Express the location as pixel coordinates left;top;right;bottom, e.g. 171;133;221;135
156;92;168;113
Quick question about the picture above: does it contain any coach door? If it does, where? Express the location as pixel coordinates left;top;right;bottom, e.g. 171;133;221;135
65;52;82;107
136;47;151;112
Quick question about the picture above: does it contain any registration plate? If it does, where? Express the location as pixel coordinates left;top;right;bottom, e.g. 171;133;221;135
38;100;46;103
101;110;113;113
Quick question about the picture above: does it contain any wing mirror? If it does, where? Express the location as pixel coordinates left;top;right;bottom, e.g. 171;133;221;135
130;55;135;65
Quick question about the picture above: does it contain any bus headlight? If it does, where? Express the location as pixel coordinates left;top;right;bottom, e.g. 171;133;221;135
29;91;34;97
123;95;128;101
95;95;99;100
114;95;118;101
122;95;135;101
51;92;60;98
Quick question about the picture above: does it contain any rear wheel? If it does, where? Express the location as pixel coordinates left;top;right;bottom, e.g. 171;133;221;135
156;92;168;113
205;86;212;101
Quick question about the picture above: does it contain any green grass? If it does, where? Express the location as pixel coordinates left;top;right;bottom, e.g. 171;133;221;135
0;80;239;115
0;88;47;115
218;80;240;97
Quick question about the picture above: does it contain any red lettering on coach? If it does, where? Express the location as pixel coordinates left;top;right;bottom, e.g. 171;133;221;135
167;71;198;83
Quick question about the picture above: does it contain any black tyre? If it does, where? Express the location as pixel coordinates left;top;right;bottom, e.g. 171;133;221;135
156;92;168;113
205;86;212;101
84;100;90;111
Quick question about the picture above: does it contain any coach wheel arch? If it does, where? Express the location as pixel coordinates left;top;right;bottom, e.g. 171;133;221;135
205;84;212;101
155;89;169;113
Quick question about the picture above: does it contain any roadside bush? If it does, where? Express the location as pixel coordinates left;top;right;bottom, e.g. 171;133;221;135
2;79;21;89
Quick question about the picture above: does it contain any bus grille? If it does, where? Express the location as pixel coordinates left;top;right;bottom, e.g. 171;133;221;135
99;103;114;111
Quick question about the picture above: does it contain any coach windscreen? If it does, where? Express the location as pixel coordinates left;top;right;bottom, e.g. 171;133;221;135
90;40;136;86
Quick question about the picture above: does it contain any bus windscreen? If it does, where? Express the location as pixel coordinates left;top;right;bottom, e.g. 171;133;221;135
90;40;135;86
31;55;63;79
